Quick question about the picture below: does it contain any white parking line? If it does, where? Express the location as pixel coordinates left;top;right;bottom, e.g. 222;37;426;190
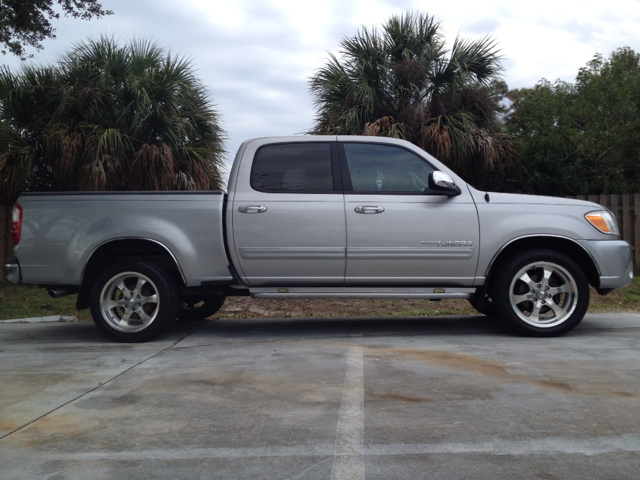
364;434;640;456
25;434;640;462
331;338;365;480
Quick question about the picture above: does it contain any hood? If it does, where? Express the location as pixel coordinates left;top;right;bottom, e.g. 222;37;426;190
468;188;601;208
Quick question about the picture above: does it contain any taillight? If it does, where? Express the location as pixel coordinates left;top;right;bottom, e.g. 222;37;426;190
10;203;22;245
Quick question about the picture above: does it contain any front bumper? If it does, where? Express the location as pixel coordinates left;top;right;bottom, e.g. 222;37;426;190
582;240;633;289
4;259;20;283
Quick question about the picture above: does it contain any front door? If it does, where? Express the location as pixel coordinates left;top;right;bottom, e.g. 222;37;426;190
341;142;480;286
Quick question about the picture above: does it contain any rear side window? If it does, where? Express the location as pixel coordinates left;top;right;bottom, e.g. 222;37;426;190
251;143;334;192
343;143;434;193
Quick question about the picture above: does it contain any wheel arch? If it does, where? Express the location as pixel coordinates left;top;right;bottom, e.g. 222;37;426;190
77;238;186;310
485;235;601;294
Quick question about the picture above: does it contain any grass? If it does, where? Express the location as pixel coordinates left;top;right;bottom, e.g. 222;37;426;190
1;274;638;321
588;276;640;312
0;284;93;321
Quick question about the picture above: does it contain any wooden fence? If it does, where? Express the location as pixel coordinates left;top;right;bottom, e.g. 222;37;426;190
1;195;639;283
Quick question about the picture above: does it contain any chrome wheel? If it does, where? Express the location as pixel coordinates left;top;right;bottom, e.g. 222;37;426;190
508;261;578;328
99;271;160;333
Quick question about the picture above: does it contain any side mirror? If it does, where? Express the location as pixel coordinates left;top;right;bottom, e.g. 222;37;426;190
428;171;461;196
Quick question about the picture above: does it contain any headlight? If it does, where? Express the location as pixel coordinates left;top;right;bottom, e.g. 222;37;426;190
585;210;619;235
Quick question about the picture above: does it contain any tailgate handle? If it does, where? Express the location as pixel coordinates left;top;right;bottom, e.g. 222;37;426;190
354;206;385;214
238;205;267;214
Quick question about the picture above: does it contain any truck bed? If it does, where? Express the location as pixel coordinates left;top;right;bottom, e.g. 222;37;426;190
15;191;233;287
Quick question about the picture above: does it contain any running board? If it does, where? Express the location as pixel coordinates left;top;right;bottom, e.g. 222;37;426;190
249;287;476;300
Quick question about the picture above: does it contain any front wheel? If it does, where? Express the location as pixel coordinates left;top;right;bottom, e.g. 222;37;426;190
90;260;180;343
493;250;590;337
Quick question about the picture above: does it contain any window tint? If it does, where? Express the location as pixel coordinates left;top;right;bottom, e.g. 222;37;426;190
251;143;334;192
343;143;435;193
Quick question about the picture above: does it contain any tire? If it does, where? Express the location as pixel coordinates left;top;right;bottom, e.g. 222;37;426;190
177;295;226;321
90;260;180;343
493;249;589;337
469;291;495;316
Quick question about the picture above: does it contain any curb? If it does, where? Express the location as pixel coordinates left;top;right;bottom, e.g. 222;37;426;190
0;315;78;324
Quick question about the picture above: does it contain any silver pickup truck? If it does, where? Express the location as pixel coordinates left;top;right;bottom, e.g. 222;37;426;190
5;136;634;342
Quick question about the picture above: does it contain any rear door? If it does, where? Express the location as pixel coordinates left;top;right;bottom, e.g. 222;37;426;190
230;140;346;286
341;141;480;286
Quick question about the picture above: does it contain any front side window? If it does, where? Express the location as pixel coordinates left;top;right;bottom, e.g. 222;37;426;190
343;143;435;193
251;143;334;192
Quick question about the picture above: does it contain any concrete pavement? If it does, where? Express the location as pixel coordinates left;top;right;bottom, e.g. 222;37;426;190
1;313;639;479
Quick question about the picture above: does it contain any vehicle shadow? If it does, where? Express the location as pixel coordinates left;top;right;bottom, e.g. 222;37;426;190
3;312;620;347
190;314;513;341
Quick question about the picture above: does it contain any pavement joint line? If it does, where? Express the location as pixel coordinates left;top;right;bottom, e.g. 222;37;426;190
0;321;205;441
26;434;640;461
330;332;365;480
292;457;334;480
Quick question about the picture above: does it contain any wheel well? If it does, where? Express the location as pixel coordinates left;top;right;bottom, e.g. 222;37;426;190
486;236;600;295
76;239;184;310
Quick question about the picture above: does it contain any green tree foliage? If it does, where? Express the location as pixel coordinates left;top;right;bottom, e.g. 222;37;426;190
0;37;226;204
503;47;640;196
0;0;112;60
309;12;517;189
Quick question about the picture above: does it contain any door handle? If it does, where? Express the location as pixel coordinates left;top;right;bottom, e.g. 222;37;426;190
354;206;385;214
238;205;268;214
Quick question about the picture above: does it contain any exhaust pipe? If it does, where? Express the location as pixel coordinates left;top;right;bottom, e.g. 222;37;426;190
48;287;79;298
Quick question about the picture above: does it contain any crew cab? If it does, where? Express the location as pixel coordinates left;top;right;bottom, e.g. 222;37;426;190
5;136;634;342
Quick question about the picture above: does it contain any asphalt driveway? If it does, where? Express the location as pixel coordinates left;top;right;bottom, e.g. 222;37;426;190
1;313;639;479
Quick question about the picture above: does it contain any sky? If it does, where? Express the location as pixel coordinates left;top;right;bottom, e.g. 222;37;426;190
3;0;640;172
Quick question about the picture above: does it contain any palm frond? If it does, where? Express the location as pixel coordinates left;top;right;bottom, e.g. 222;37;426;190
308;11;512;187
0;36;226;202
419;123;452;160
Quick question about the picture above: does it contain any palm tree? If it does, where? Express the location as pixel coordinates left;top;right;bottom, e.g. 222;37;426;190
0;37;225;204
309;12;516;188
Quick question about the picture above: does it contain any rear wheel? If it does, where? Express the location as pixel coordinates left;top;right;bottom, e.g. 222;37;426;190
178;295;226;321
493;250;589;336
90;260;179;343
